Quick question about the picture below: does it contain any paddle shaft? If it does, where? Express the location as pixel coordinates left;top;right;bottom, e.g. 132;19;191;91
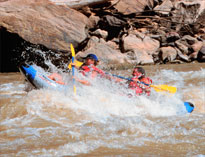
70;44;76;95
110;74;176;93
72;56;75;83
107;73;150;86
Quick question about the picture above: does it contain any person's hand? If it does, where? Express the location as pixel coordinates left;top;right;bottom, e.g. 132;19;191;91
132;78;140;82
79;80;90;86
71;63;76;67
74;77;90;86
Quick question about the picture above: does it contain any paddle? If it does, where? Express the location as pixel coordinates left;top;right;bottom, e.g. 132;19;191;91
70;43;76;95
110;74;177;94
68;59;83;70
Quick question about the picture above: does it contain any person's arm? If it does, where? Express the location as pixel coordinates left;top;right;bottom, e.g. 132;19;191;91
48;73;65;85
141;78;152;93
72;76;90;86
71;63;81;70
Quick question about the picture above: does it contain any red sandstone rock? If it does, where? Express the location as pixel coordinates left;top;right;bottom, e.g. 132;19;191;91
0;0;90;51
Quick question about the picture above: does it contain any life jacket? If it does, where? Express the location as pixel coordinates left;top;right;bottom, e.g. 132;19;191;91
129;76;152;96
80;64;105;78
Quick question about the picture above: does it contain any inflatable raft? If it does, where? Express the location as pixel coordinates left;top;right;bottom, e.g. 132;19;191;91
19;63;194;113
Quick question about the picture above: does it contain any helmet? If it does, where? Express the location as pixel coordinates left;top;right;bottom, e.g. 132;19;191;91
85;54;99;62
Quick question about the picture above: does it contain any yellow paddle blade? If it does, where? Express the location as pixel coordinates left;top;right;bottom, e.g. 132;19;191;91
73;85;76;95
150;84;177;94
68;60;83;70
70;44;75;57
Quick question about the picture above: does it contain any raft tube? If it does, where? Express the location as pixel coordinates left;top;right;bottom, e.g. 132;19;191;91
19;63;67;91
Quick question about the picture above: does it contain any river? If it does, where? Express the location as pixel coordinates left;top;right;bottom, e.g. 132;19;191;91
0;63;205;156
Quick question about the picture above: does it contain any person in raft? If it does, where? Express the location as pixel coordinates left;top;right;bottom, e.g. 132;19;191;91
128;67;152;96
73;54;108;85
73;53;122;85
79;54;105;77
48;53;121;85
48;73;65;85
47;54;103;85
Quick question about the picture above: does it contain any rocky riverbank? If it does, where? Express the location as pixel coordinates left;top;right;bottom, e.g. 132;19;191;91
0;0;204;71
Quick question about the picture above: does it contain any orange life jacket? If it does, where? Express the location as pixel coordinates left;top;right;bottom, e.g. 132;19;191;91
80;65;105;78
129;76;152;96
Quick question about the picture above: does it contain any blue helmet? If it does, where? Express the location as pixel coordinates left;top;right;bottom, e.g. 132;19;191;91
85;54;99;62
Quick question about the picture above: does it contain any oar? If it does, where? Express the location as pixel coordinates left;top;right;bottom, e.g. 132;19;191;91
68;59;83;70
70;43;76;95
108;74;177;94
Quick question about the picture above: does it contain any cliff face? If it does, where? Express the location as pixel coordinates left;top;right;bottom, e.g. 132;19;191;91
0;0;205;71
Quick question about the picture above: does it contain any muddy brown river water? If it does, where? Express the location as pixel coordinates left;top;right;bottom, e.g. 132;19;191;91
0;63;204;156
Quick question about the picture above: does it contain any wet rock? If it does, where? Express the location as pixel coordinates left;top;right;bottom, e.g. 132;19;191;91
0;0;90;51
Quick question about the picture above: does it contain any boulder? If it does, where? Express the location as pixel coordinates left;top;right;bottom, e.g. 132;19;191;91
76;36;128;68
189;52;198;60
49;0;110;8
90;29;108;39
175;40;189;55
172;0;205;31
111;0;154;15
166;32;180;43
154;0;173;15
0;0;90;51
160;46;177;62
182;35;198;45
133;50;154;65
102;15;126;28
191;41;203;53
176;48;190;62
121;31;160;64
197;44;205;62
88;14;100;28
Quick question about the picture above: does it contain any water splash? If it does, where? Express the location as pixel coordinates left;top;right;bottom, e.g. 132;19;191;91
1;63;204;156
